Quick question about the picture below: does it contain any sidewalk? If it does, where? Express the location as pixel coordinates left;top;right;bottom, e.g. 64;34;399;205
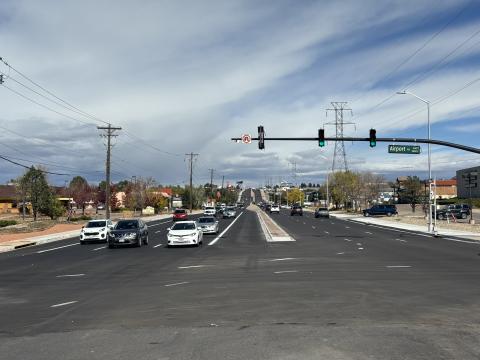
0;211;203;253
331;213;480;242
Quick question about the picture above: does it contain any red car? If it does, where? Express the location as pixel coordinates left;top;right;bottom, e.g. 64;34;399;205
172;209;188;222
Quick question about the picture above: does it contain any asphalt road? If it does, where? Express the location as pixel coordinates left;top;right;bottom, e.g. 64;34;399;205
1;190;480;359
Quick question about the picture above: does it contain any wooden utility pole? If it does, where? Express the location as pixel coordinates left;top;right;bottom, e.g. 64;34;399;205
186;153;199;213
98;124;121;219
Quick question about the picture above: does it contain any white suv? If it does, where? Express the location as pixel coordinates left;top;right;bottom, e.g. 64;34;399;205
80;219;114;244
204;206;216;216
270;204;280;214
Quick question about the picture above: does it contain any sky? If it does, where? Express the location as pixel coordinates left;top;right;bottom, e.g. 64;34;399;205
1;0;480;188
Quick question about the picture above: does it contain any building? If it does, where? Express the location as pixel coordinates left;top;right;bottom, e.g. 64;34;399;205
457;166;480;199
432;179;457;199
0;185;18;214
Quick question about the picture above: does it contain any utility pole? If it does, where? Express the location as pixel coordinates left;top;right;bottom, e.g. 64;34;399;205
209;168;215;199
186;153;199;213
221;175;225;189
326;102;354;172
98;124;121;219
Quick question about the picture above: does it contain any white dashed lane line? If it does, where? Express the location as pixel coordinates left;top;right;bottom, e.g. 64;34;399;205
386;265;411;268
153;244;163;248
37;243;79;254
164;282;189;287
92;246;106;251
268;258;297;262
365;231;373;235
56;274;85;278
274;270;298;274
51;301;78;308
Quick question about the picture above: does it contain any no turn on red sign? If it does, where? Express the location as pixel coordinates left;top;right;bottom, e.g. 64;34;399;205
241;134;252;144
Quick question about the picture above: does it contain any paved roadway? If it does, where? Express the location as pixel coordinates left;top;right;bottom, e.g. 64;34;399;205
1;190;480;359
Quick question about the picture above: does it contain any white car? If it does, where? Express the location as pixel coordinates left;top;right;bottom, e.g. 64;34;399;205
197;216;219;234
167;221;203;247
80;219;114;244
280;205;290;209
203;206;216;216
270;204;280;213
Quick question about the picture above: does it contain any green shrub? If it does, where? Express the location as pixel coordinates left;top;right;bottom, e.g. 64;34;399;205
0;220;17;228
69;215;92;222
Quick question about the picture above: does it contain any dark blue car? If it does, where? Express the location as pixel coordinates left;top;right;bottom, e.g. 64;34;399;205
363;205;397;217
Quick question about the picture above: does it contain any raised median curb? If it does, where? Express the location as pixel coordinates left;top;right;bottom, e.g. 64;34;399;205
0;211;204;253
330;212;480;242
252;206;295;242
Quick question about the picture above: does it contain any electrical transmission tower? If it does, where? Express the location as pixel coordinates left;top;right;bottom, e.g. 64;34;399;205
98;124;122;219
326;102;354;172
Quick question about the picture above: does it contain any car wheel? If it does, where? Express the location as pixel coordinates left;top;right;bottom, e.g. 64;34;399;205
144;234;149;245
364;212;370;217
137;237;142;247
442;214;447;220
461;213;467;219
80;240;85;245
387;212;392;217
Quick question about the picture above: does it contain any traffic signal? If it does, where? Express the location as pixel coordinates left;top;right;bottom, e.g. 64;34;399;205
318;128;325;147
369;128;376;147
258;125;265;150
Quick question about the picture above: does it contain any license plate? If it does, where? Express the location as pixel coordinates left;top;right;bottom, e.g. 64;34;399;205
119;239;125;243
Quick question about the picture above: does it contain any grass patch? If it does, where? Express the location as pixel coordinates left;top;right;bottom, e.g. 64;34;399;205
0;220;17;228
69;215;92;221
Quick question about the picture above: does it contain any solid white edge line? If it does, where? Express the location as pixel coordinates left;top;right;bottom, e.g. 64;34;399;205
51;300;78;308
386;265;411;268
164;281;189;287
208;212;244;246
153;244;163;248
56;274;85;278
92;246;106;251
268;258;297;262
274;270;298;274
37;243;79;253
178;265;208;269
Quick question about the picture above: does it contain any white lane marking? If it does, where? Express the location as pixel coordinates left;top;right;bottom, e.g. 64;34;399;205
312;226;316;229
356;243;362;246
345;226;350;229
396;238;407;243
178;265;208;269
324;231;330;234
208;212;244;246
153;244;163;248
148;220;173;227
358;247;364;250
303;222;306;225
337;252;345;255
164;281;189;287
92;246;106;251
386;265;411;268
51;300;78;308
344;238;352;242
442;237;479;244
365;231;373;235
56;274;85;278
268;258;297;262
330;222;335;225
274;270;298;274
155;230;163;234
37;243;78;253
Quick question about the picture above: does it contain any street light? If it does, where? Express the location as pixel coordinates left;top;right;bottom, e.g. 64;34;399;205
396;90;433;233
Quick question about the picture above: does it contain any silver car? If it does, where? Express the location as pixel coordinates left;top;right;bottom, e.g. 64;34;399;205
223;206;237;218
197;216;219;234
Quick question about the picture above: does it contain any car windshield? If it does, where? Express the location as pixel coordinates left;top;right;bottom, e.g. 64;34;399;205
318;208;328;211
226;207;235;211
174;209;186;214
86;221;106;228
205;207;214;210
198;217;215;224
115;221;138;230
172;223;196;230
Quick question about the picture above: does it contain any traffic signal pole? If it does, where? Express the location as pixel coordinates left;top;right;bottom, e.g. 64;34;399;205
234;136;480;154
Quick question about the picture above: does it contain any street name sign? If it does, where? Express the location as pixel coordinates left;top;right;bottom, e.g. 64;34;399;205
388;145;421;154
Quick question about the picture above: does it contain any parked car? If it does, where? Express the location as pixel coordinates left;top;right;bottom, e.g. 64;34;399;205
167;221;203;247
314;207;330;218
197;216;219;234
363;204;397;217
223;206;237;218
80;219;114;244
290;205;303;216
172;208;188;221
203;206;216;216
270;204;280;214
265;204;272;212
96;203;105;210
436;204;471;220
108;219;149;248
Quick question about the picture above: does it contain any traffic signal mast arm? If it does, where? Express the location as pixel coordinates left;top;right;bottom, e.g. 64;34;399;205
231;135;480;154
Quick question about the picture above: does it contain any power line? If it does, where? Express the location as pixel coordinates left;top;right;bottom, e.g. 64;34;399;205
0;154;69;175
